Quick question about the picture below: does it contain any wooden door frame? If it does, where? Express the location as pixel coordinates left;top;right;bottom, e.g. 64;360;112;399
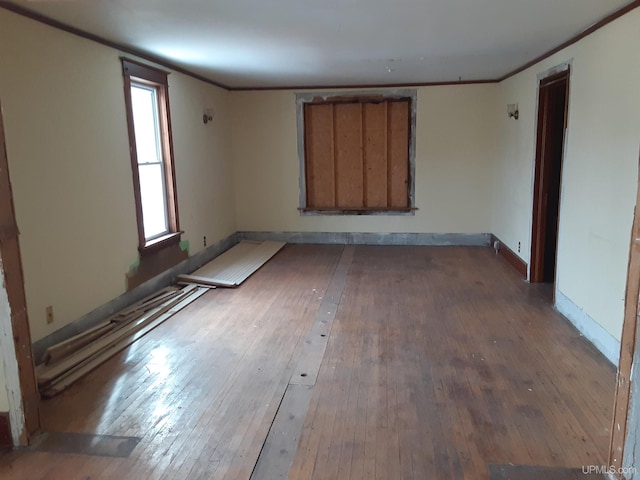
0;100;41;445
609;151;640;476
530;68;570;283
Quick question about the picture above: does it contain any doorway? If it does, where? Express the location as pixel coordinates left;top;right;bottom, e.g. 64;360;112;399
0;100;41;444
530;69;570;284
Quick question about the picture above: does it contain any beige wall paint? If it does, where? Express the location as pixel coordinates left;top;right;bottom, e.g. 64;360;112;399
165;74;236;254
231;85;499;234
492;9;640;339
0;9;235;342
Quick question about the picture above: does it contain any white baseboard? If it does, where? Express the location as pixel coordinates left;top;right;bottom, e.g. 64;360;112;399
555;289;620;366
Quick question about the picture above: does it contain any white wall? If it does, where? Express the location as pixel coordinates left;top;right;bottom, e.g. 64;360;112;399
0;259;20;439
231;85;499;234
0;348;8;412
492;9;640;341
0;9;235;342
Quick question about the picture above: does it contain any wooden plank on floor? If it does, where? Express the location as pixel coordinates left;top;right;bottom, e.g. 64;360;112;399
290;245;354;386
250;384;314;480
42;321;116;365
40;287;208;397
176;274;236;288
179;241;286;288
41;288;182;365
114;288;181;319
176;281;217;289
37;286;198;386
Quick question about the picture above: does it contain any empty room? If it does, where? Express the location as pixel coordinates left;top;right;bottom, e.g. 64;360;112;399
0;0;640;479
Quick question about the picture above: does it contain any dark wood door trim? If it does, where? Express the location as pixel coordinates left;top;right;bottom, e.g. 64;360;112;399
530;86;548;283
609;152;640;473
0;101;41;445
530;69;569;283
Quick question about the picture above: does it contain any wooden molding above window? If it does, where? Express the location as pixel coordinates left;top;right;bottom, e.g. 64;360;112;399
121;58;180;253
297;91;416;215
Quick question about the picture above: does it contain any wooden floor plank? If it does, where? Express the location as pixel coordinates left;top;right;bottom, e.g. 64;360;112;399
250;384;314;480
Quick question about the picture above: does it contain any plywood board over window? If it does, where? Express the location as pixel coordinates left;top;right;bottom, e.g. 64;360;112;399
299;92;416;214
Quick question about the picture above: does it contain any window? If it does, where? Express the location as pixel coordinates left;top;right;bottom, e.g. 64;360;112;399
298;92;416;214
122;59;180;253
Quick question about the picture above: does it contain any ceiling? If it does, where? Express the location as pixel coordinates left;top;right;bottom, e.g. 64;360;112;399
3;0;635;89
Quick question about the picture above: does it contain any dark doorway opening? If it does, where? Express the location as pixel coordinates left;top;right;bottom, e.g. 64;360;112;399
530;69;570;284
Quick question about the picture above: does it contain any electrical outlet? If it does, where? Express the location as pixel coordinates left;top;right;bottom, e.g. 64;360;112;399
518;241;521;253
203;236;207;247
46;305;54;324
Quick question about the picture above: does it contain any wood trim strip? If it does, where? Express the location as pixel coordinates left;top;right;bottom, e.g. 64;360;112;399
121;64;146;249
0;100;40;443
299;207;417;213
608;151;640;471
138;232;182;256
0;413;11;448
160;74;181;235
499;0;640;81
361;104;367;208
539;69;572;88
386;101;392;207
491;235;527;278
332;104;338;208
121;58;169;82
231;79;498;92
0;2;229;90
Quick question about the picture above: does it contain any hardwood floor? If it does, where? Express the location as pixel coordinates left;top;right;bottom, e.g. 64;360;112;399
289;246;614;479
0;245;615;479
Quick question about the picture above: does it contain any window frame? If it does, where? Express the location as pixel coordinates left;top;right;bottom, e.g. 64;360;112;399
121;58;181;254
296;89;417;216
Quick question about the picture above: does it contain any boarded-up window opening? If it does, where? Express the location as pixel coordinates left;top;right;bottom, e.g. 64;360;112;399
303;98;412;212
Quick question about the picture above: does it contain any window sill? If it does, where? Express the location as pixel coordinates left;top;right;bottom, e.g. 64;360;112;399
299;207;417;216
139;231;182;256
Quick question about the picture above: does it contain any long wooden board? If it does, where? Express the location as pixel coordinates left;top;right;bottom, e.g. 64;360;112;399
42;321;116;365
178;241;285;288
37;285;199;385
609;154;640;470
250;384;315;480
290;246;354;386
41;287;181;365
40;287;208;397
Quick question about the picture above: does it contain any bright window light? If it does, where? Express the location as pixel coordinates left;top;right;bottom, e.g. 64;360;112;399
131;83;169;240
